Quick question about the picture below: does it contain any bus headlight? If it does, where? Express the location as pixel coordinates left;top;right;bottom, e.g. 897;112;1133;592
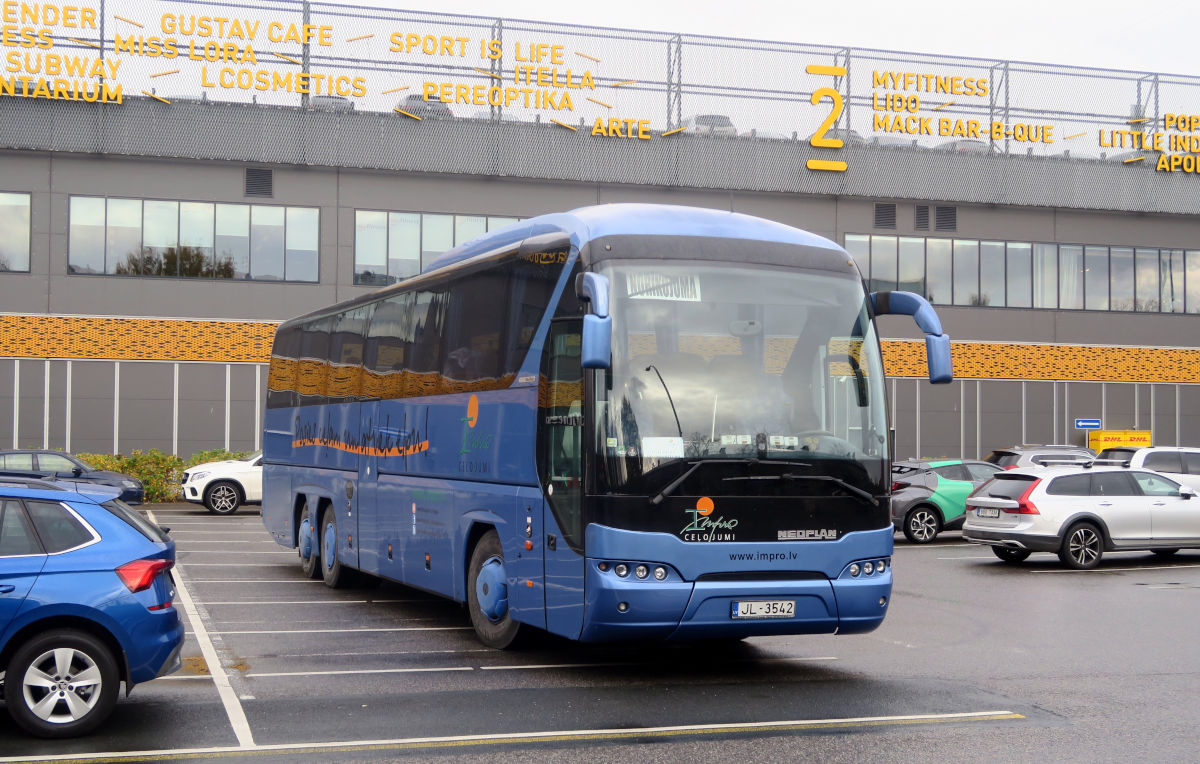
864;562;874;575
614;563;629;577
849;563;860;577
653;566;667;580
877;559;887;573
634;565;649;579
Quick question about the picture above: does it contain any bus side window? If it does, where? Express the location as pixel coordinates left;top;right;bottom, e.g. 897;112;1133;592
298;316;332;406
364;293;412;400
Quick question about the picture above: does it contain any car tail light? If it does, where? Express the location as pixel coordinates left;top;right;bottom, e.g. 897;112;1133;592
116;558;173;593
1003;465;1018;470
1003;479;1042;515
890;481;909;491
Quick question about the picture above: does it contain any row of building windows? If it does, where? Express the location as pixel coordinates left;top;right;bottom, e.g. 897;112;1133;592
846;234;1200;313
353;211;521;286
68;197;320;282
4;192;1200;312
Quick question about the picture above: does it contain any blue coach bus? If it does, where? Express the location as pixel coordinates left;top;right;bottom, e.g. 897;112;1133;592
261;203;952;648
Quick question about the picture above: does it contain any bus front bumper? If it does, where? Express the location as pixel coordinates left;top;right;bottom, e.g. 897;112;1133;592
578;565;890;642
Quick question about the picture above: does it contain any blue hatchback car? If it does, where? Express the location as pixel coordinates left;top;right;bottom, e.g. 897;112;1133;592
0;481;182;738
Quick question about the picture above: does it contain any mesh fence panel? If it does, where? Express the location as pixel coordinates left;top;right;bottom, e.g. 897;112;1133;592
3;2;1200;212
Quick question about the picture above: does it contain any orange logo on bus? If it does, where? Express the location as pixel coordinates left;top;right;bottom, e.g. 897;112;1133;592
466;394;479;428
696;496;714;516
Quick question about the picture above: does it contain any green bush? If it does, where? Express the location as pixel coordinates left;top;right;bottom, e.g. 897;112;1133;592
77;448;251;503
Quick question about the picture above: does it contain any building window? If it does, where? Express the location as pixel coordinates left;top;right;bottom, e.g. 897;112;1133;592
0;192;31;272
847;233;1197;314
67;195;319;282
353;211;521;287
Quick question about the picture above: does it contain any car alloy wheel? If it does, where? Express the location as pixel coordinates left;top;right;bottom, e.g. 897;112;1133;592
204;482;242;515
6;629;119;738
903;506;941;543
1060;522;1102;569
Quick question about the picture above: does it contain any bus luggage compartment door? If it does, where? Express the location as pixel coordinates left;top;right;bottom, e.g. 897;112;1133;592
671;578;838;639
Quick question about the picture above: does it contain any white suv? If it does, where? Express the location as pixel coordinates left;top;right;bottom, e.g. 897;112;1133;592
181;452;263;515
1095;446;1200;490
963;465;1198;569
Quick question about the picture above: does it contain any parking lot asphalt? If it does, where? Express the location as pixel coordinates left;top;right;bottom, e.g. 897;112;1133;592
2;503;1199;762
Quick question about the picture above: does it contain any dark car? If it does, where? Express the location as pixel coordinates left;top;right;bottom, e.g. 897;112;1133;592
891;459;1004;543
397;93;454;119
983;444;1095;471
0;451;143;504
0;482;182;737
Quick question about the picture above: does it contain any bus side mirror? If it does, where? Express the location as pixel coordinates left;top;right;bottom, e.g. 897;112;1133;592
577;272;612;369
871;290;953;384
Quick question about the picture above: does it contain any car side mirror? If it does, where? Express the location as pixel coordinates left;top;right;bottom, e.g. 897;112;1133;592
1180;486;1196;500
72;467;83;477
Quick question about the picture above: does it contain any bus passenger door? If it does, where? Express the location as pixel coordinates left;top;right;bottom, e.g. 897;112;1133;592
540;319;586;640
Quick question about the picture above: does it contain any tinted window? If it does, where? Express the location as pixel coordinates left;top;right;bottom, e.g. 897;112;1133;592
984;475;1038;499
0;453;34;470
983;451;1019;467
1130;472;1181;497
102;499;169;543
1185;453;1200;474
38;453;79;473
932;464;969;481
1144;451;1184;473
25;500;94;553
965;463;1002;481
0;499;42;556
1046;474;1091;496
1097;448;1136;463
1093;472;1138;496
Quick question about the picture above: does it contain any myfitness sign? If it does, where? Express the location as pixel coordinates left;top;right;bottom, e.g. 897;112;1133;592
4;1;1200;175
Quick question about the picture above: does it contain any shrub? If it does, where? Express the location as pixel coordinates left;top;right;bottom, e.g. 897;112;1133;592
76;448;251;503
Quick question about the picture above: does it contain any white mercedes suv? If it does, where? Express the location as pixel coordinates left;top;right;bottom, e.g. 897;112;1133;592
964;465;1199;569
181;451;263;515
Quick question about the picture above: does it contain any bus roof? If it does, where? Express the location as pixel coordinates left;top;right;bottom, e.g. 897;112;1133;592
425;203;844;272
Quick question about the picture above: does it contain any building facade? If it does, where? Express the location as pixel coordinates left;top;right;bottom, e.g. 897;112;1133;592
2;3;1200;459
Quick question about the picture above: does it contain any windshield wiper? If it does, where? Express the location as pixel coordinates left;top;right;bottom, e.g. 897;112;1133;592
722;473;879;507
652;455;820;503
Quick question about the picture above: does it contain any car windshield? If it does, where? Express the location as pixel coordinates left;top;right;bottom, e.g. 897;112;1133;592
592;260;889;496
980;474;1037;498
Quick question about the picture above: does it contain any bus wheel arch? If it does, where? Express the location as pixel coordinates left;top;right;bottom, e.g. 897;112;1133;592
466;528;523;649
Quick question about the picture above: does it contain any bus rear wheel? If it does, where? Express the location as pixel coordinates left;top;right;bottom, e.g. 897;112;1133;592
298;502;321;579
467;530;523;649
320;506;354;588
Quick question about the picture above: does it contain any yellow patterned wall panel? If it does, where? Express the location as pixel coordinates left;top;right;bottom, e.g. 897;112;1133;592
5;314;1200;385
0;314;277;363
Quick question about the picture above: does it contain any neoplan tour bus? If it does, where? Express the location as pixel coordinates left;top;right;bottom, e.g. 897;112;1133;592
261;204;952;648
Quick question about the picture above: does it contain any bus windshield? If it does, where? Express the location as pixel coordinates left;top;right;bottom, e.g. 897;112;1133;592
593;260;889;496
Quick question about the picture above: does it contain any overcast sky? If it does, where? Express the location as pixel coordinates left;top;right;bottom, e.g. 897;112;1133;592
404;0;1195;76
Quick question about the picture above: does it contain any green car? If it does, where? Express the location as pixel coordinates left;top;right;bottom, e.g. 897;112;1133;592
890;459;1004;543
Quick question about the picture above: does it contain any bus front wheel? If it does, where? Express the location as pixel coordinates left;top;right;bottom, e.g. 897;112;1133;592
467;530;523;649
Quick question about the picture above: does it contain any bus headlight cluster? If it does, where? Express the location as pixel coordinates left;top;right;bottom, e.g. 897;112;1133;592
598;561;670;581
847;558;890;578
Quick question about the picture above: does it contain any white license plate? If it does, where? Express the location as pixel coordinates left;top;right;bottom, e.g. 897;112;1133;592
731;600;795;619
977;507;1000;518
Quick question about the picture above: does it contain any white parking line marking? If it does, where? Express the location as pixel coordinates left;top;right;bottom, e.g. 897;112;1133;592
174;539;279;543
187;579;324;583
248;666;474;677
937;556;996;560
202;599;423;605
219;626;473;634
159;675;214;681
0;709;1023;762
178;563;297;567
1029;563;1200;573
151;510;256;748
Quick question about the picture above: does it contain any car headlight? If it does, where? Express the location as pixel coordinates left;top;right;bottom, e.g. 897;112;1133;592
189;471;209;482
121;479;139;489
